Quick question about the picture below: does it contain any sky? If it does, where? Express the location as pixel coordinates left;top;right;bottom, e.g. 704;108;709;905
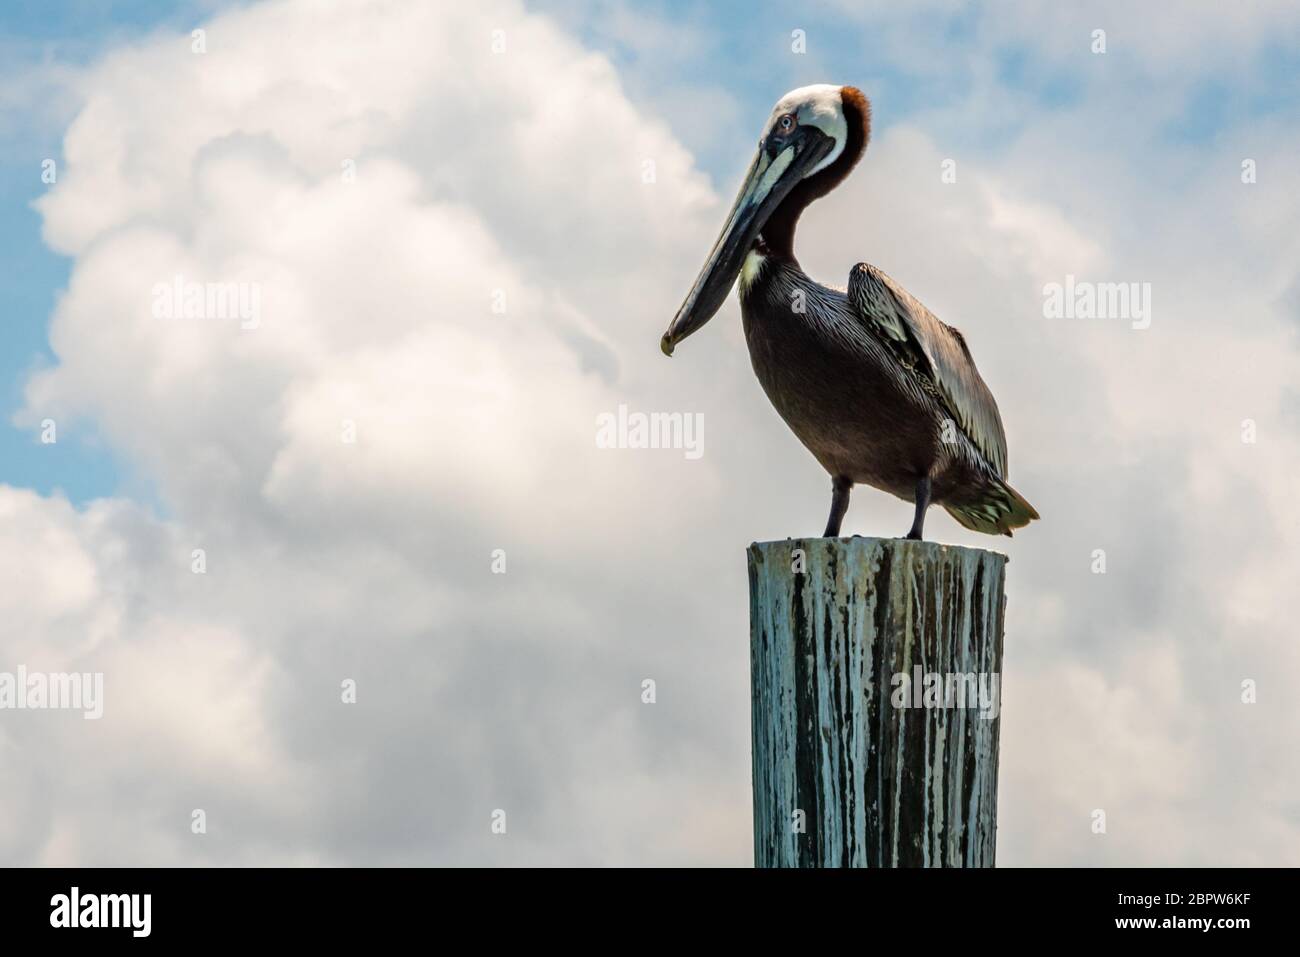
0;0;1298;866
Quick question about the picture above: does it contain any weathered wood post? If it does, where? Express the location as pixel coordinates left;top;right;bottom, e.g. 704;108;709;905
748;536;1007;867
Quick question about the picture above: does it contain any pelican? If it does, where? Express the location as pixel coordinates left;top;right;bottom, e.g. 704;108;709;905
660;84;1038;540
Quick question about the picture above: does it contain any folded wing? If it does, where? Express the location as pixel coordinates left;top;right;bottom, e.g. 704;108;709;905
847;262;1008;478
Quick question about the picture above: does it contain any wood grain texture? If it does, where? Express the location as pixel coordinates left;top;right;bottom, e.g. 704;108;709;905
748;536;1007;867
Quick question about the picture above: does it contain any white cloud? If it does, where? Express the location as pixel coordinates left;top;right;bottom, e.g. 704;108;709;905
10;0;739;866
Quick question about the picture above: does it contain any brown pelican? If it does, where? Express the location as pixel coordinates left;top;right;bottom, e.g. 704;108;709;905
661;85;1038;540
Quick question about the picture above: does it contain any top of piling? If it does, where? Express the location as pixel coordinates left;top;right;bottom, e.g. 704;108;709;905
748;536;1008;565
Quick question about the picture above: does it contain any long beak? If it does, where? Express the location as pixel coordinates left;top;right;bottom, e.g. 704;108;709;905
661;131;833;356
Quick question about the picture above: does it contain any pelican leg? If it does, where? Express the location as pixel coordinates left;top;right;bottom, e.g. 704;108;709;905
823;476;852;538
905;476;932;541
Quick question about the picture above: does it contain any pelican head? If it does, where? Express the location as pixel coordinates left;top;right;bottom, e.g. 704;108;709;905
661;84;867;356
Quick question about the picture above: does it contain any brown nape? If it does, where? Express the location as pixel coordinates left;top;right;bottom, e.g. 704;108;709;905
760;86;872;262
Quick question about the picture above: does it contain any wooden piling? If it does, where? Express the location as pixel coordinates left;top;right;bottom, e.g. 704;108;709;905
747;537;1007;867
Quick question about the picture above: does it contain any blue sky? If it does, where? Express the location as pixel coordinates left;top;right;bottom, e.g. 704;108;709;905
1;1;221;504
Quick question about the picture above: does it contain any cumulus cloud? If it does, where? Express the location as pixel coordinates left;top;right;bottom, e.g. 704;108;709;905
9;0;742;866
4;0;1298;866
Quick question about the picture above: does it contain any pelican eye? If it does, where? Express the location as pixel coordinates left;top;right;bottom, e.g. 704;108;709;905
777;113;796;133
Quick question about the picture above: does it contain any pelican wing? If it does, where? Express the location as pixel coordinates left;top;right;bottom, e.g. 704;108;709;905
847;263;1008;476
